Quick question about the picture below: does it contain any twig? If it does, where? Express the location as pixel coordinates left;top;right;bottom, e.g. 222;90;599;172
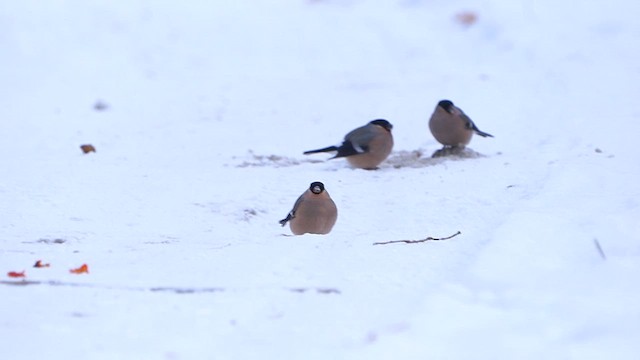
373;231;461;245
593;238;606;260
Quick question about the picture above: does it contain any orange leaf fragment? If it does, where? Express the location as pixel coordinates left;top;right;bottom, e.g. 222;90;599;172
33;260;50;268
80;144;96;154
69;264;89;274
7;271;26;278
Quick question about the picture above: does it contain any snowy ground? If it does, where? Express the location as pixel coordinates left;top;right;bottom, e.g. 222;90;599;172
1;0;640;359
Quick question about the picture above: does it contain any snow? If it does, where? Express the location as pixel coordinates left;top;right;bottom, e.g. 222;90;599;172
1;0;639;359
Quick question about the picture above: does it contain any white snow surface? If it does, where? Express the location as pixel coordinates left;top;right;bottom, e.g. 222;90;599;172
1;0;639;359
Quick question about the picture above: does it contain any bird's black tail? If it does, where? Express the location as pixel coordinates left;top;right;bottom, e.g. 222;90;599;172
474;129;494;138
303;145;339;155
279;212;294;226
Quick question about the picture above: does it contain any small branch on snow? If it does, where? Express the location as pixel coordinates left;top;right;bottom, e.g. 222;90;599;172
373;231;461;245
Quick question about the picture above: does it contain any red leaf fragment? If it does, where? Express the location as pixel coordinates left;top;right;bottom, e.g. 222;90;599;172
7;271;26;278
69;264;89;274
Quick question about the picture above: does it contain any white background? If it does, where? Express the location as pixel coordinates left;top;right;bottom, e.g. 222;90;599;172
1;0;639;359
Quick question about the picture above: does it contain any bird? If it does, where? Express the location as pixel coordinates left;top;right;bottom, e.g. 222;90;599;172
279;181;338;235
303;119;394;170
429;100;493;152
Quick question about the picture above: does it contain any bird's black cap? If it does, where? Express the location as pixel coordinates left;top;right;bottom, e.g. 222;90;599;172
438;100;455;113
369;119;393;131
309;181;325;194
